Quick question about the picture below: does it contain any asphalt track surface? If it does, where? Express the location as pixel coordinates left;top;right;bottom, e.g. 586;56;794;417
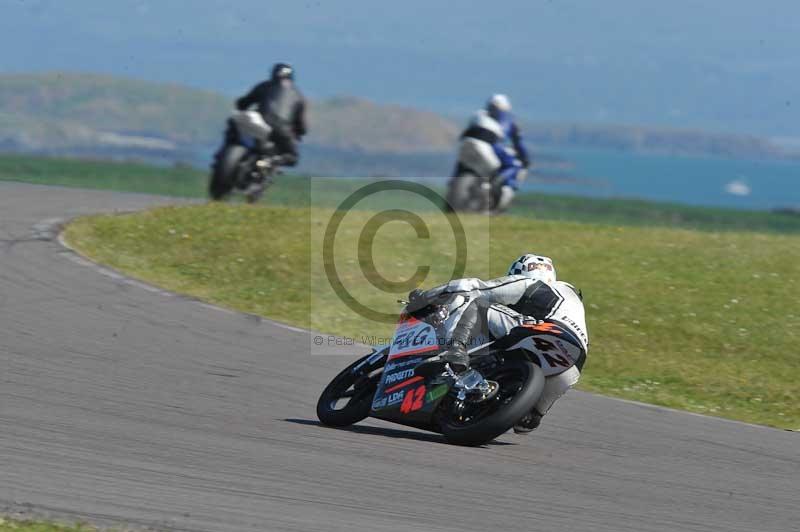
0;181;797;532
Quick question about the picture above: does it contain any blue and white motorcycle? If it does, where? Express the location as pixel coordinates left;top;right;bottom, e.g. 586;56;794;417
447;142;526;214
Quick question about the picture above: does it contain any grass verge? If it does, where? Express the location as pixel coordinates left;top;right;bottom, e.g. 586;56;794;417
64;202;800;429
0;517;97;532
3;153;800;233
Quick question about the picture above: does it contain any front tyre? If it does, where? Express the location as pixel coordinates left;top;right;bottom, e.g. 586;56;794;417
440;360;544;446
209;145;247;200
446;171;487;212
317;355;382;427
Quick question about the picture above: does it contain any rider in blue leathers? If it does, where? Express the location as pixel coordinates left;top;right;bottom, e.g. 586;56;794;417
486;94;529;192
457;94;530;211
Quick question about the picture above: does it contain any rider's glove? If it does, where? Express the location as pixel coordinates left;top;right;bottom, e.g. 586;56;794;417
407;288;427;311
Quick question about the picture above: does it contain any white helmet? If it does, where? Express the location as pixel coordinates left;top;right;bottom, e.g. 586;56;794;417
487;94;512;112
508;254;556;284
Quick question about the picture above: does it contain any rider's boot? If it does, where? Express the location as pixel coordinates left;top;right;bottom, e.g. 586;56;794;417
493;185;515;213
440;341;469;373
272;153;298;167
414;341;469;378
513;409;543;434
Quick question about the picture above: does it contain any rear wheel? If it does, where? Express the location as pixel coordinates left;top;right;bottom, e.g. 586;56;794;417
440;360;543;446
209;145;247;200
317;355;383;427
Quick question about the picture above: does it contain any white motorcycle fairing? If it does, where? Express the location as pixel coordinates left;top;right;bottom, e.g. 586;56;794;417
230;110;273;142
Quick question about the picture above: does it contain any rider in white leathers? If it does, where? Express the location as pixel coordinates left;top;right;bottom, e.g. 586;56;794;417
410;254;588;433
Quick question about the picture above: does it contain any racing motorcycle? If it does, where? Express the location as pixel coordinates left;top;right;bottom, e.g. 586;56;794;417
446;155;526;214
209;110;280;203
316;300;584;446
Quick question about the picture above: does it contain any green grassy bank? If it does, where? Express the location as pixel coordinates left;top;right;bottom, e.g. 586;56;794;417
0;517;96;532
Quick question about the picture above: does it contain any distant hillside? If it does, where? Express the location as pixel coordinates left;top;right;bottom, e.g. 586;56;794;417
1;72;797;177
310;96;458;153
0;72;227;153
0;72;458;159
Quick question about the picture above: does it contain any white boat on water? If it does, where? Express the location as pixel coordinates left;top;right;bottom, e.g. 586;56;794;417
724;179;751;196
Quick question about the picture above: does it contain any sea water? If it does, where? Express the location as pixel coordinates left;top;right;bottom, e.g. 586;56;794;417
523;148;800;211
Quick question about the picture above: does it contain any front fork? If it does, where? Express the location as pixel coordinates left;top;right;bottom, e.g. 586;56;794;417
432;366;498;425
350;348;389;377
449;366;498;403
478;179;493;211
243;158;277;202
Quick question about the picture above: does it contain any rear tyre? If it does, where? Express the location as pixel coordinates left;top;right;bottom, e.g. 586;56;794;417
317;355;382;427
209;145;247;200
440;360;543;446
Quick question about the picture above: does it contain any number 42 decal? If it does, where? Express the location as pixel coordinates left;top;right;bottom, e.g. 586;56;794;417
400;385;426;414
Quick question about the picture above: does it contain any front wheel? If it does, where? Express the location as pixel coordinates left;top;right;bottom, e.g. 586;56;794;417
446;171;489;212
209;145;247;200
317;355;382;427
440;360;544;446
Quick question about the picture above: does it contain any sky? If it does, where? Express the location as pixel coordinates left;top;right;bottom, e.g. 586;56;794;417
2;0;799;137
